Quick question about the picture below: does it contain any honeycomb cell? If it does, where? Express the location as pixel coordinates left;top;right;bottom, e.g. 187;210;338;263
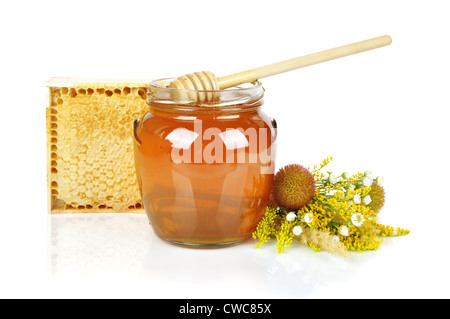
123;87;131;95
69;88;77;98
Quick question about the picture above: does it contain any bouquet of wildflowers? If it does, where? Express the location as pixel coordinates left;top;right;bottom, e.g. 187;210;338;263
253;157;409;256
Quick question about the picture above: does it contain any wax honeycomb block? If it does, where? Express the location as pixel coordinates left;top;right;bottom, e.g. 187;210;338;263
46;78;150;214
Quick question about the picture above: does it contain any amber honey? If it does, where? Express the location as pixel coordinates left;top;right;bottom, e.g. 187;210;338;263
133;80;276;247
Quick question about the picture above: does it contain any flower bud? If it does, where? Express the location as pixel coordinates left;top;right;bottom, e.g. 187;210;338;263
303;213;314;223
375;176;384;186
293;225;303;236
286;212;297;222
328;174;338;184
362;176;373;187
339;225;349;236
342;172;351;179
363;195;372;205
353;194;362;205
364;170;373;179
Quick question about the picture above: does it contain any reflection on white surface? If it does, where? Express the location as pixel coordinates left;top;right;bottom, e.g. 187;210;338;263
49;214;153;282
49;213;377;298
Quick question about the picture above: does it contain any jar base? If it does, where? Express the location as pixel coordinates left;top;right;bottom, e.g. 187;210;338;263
160;237;250;249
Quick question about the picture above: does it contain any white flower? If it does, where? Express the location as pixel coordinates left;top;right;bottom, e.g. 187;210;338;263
347;184;356;191
286;212;297;222
339;225;349;236
332;235;340;243
375;176;384;186
342;172;351;179
362;195;372;205
293;225;303;236
328;174;338;184
364;170;373;179
351;213;365;227
362;176;373;187
353;193;362;204
303;213;314;223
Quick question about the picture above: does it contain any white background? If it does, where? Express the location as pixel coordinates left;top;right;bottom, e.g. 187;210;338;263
1;0;449;299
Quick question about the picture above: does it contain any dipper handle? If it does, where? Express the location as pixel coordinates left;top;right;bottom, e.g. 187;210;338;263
217;35;392;89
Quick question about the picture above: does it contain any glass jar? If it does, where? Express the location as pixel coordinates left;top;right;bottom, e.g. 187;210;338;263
133;79;277;247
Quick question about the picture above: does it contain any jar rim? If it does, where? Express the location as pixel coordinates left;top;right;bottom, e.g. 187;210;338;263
147;78;264;108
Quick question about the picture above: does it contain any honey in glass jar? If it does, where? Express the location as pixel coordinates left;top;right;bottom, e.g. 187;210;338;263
133;79;277;247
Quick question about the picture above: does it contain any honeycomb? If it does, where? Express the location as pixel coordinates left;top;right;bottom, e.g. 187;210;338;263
46;78;150;213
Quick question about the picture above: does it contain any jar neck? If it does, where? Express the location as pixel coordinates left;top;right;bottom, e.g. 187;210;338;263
146;78;264;115
148;99;263;117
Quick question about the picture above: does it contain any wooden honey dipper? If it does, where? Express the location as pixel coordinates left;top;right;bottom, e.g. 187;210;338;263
166;35;392;101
